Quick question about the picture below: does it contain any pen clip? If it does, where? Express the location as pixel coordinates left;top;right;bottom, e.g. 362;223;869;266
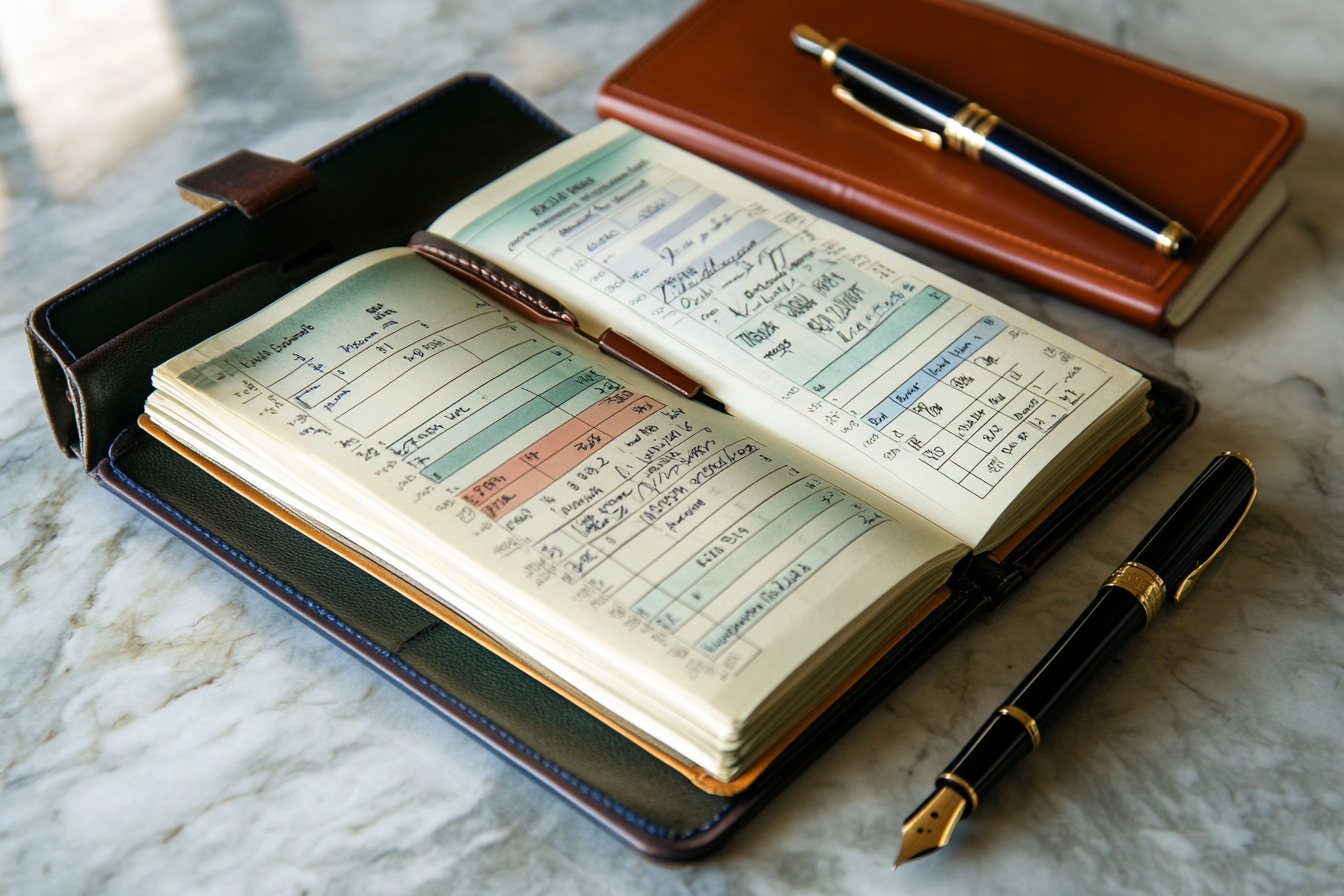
1172;452;1257;603
832;85;943;151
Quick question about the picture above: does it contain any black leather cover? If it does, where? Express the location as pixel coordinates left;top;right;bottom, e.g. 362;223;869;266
27;74;1197;859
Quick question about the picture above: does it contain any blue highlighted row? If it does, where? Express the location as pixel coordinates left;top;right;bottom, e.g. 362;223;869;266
864;315;1007;428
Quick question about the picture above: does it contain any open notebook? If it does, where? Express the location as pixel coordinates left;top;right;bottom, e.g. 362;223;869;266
144;120;1148;787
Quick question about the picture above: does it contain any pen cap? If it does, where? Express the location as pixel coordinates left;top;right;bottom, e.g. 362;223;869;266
1126;453;1256;602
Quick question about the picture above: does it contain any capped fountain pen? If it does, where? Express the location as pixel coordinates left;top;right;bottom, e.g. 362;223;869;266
895;452;1256;868
791;25;1196;259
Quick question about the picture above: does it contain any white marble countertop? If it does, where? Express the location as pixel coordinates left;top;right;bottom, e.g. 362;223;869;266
2;1;1341;892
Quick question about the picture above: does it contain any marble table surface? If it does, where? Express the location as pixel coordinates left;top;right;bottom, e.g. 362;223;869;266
2;1;1341;892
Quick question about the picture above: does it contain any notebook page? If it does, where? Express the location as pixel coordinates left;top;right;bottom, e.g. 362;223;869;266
147;248;963;773
433;121;1146;548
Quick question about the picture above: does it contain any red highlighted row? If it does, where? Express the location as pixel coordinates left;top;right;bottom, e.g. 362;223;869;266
461;389;665;519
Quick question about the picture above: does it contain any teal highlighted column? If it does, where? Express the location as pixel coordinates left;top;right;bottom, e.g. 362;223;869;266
420;368;611;482
696;510;883;657
803;286;949;396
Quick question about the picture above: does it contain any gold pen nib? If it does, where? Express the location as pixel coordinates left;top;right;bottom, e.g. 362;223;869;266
893;786;967;869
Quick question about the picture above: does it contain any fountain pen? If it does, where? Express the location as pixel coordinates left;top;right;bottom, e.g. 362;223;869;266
895;452;1256;868
791;25;1196;259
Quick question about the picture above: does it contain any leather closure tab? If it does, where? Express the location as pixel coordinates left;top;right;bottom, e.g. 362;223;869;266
176;149;319;219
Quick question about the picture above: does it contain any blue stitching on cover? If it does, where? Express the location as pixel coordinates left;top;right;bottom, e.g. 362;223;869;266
105;452;729;841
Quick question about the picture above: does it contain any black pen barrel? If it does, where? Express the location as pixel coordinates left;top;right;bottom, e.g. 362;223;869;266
832;44;965;130
936;454;1255;811
939;586;1146;805
826;40;1194;258
980;125;1177;251
1128;454;1257;589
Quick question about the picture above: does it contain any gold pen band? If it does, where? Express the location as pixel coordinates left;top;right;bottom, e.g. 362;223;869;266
1103;561;1166;624
937;772;979;814
997;705;1041;751
945;102;1001;161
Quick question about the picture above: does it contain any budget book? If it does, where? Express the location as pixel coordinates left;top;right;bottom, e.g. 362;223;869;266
144;120;1149;787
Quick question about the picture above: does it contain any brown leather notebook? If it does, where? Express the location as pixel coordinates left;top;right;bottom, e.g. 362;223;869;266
597;0;1304;331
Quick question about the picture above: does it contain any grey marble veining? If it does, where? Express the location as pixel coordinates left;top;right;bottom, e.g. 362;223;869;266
1;1;1341;893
